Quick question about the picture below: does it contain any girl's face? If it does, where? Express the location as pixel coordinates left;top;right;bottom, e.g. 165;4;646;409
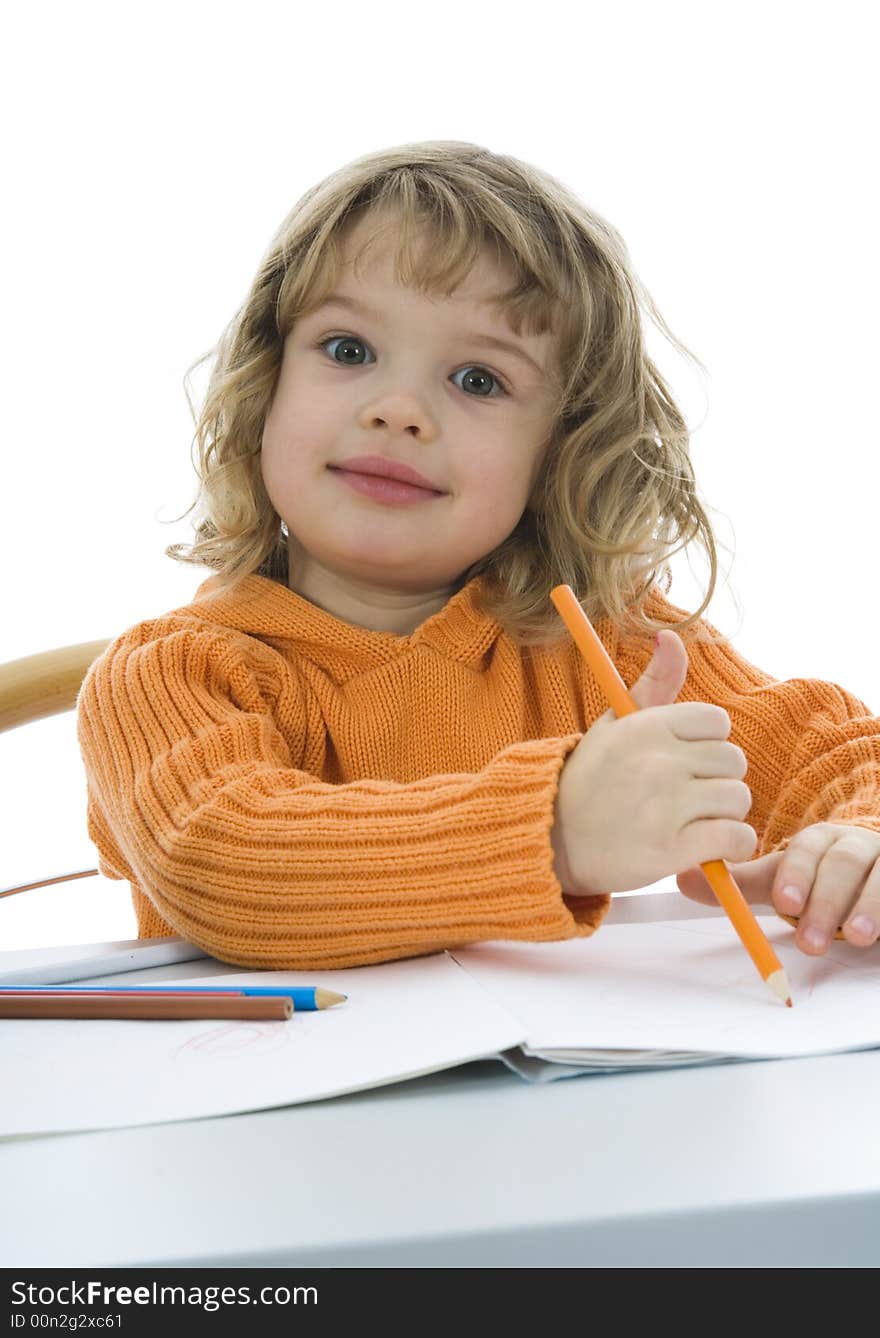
260;210;559;623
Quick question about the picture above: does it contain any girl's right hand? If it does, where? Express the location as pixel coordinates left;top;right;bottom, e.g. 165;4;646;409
551;629;757;896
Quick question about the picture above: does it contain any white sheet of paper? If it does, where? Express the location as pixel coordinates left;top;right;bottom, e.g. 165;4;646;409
0;954;523;1137
452;916;880;1059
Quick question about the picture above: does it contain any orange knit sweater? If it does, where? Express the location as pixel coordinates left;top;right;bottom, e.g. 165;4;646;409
76;574;880;970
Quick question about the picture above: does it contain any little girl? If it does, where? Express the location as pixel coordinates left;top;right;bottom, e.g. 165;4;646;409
77;140;880;970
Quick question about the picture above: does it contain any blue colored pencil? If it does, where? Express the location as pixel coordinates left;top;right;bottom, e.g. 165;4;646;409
0;985;346;1010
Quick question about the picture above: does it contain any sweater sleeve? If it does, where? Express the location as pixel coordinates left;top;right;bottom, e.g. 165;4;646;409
667;622;880;856
76;626;605;970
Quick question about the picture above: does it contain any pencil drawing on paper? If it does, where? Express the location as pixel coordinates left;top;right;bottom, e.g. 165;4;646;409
171;1018;309;1064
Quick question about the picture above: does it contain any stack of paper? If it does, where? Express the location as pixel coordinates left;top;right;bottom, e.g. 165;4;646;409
1;915;878;1136
454;915;880;1078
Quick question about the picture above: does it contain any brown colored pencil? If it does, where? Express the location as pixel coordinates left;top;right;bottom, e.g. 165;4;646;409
0;995;293;1021
550;583;793;1007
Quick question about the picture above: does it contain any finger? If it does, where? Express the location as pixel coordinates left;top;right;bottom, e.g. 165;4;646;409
688;741;748;780
793;829;873;954
841;857;880;947
664;702;731;742
683;777;752;826
676;866;717;905
771;824;836;918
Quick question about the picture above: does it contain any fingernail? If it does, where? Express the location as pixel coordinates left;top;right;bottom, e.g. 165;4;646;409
655;633;662;649
847;915;877;940
803;926;828;951
780;885;805;911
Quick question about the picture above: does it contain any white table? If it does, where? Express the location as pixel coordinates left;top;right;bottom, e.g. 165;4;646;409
3;895;880;1268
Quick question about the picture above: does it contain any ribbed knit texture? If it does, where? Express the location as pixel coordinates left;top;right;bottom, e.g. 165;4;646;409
75;574;880;970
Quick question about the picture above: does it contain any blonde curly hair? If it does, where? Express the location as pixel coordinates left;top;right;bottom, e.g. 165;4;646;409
167;139;732;648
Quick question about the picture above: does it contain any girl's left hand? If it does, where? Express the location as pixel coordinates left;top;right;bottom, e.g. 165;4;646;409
676;822;880;955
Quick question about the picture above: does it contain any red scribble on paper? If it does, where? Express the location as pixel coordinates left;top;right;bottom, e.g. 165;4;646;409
171;1021;292;1063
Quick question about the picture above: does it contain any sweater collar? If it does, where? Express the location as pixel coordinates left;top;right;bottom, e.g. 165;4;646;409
186;572;502;674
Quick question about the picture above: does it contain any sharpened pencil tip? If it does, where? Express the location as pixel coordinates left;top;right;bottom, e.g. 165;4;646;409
766;967;793;1006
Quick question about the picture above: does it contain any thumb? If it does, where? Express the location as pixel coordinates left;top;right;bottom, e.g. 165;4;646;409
627;628;689;711
676;851;782;906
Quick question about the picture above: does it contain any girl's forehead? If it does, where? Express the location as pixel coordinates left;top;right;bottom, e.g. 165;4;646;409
337;207;517;289
307;206;561;353
333;240;516;323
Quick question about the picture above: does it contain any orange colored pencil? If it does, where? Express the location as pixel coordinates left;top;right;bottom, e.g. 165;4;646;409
550;584;793;1007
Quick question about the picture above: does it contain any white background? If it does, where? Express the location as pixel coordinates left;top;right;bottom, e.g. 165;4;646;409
2;0;877;949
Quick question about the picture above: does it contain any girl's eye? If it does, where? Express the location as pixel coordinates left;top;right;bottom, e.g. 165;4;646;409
315;334;510;398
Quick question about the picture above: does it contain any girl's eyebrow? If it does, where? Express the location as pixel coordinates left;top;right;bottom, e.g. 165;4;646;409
310;292;543;376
